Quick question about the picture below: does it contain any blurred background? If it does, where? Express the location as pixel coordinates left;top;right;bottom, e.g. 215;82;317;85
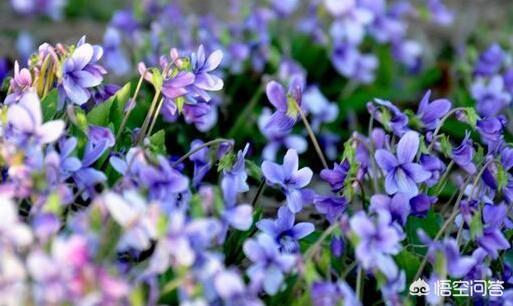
1;0;513;60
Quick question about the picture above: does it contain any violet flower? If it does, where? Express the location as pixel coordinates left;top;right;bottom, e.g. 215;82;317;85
60;36;106;105
320;159;350;192
452;131;476;174
258;107;307;161
102;191;158;251
416;90;451;130
349;209;404;279
369;193;411;225
477;204;511;259
375;131;431;196
256;206;314;253
243;233;296;295
262;149;313;212
474;43;504;77
189;45;223;102
264;75;304;134
5;61;32;105
6;91;65;145
471;76;512;118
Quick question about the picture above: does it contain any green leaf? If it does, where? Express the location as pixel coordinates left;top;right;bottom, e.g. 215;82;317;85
245;159;262;180
465;107;479;128
497;164;508;191
87;82;132;128
469;210;483;240
109;83;132;131
87;98;112;126
149;129;166;154
405;210;443;255
41;89;58;121
395;250;420;283
151;68;163;91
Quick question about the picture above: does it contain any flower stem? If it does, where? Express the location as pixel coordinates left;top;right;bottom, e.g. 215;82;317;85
303;221;339;262
412;159;496;281
294;100;329;169
137;89;161;145
171;138;233;167
356;266;363;300
426;107;467;152
116;75;144;141
250;179;266;207
146;97;165;137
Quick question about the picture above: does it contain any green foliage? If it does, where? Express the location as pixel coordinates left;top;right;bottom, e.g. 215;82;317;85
41;89;58;121
405;210;443;255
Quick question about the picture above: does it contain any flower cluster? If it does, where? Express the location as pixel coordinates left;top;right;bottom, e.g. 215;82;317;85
2;0;513;305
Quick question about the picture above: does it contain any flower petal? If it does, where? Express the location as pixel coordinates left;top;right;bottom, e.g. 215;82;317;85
266;81;287;110
375;149;398;172
397;131;419;163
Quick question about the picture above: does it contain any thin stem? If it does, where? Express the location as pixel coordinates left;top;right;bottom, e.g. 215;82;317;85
303;222;340;262
137;90;161;145
412;159;496;280
227;85;264;138
426;107;467;152
356;266;363;301
434;160;454;195
146;98;165;137
116;75;144;141
341;261;358;279
250;179;266;207
294;100;329;169
171;138;233;167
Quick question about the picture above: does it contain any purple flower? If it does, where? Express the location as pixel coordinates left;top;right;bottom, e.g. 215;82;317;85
375;131;431;196
427;0;454;25
189;45;223;101
188;140;211;187
477;116;506;151
474;43;504;77
243;233;296;295
471;76;512;118
331;44;377;84
313;195;347;223
311;281;361;306
0;196;33;248
102;191;158;251
258;107;307;161
221;144;253;232
264;76;304;134
368;99;409;136
477;204;511;259
320;160;350;192
60;36;106;105
349;210;403;279
213;270;263;306
140;156;189;211
102;27;130;76
409;194;437;217
416;90;451;130
452;131;477;174
262;149;313;212
369;193;411;225
6;91;65;145
302;86;339;131
425;237;476;278
420;154;446;186
256;206;314;253
161;71;195;100
5;61;32;105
